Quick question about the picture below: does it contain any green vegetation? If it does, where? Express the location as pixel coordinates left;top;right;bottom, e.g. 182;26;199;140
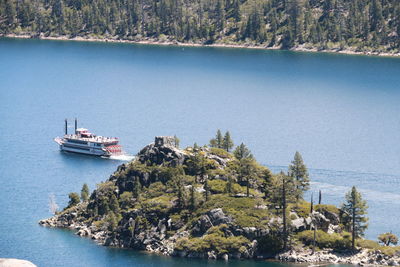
378;232;398;246
67;192;80;208
197;194;270;228
81;183;89;201
357;238;400;256
289;151;310;201
341;186;368;250
222;131;234;152
1;0;399;54
56;132;389;260
176;225;251;255
209;129;224;149
233;143;253;160
210;130;233;152
296;230;351;250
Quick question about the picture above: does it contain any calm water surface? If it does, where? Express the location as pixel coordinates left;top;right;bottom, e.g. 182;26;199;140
0;38;399;266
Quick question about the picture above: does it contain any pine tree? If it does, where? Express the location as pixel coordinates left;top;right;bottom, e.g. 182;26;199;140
261;168;273;199
232;0;240;22
289;151;310;201
4;0;16;32
210;129;223;148
341;186;368;250
222;131;234;152
81;183;90;201
67;192;80;208
233;143;253;160
280;171;296;250
282;27;294;49
110;194;120;214
318;190;322;204
267;172;296;250
189;184;196;210
238;158;256;197
133;178;141;199
378;232;398;246
106;211;118;231
204;176;209;201
176;175;186;209
225;175;233;195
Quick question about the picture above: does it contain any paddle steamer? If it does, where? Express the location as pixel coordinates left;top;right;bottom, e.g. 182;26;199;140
54;119;122;157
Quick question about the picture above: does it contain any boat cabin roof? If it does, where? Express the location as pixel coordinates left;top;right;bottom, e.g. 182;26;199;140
76;128;88;132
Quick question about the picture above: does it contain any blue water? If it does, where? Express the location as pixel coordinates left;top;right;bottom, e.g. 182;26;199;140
0;37;399;266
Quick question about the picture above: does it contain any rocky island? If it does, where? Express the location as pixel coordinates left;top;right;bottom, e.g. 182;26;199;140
40;135;400;265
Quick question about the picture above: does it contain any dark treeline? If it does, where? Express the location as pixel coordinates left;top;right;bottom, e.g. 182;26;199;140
0;0;399;52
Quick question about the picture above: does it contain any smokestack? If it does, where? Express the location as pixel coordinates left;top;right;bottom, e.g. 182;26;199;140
65;119;68;135
75;118;77;134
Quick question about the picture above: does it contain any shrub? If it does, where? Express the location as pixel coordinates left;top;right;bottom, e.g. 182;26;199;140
146;182;167;198
357;239;400;256
175;226;251;256
357;239;380;249
296;230;351;250
208;180;227;194
93;220;106;230
140;195;173;215
197;195;270;227
210;147;232;159
292;201;311;218
380;246;400;256
119;191;133;209
257;233;285;254
315;204;340;216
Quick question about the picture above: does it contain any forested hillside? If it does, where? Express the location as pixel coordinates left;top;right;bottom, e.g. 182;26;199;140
0;0;399;53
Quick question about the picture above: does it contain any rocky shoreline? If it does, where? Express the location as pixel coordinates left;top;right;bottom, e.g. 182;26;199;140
2;33;400;58
277;249;400;266
39;211;400;266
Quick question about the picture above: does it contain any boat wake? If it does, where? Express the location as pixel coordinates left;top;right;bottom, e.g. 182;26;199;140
108;154;135;161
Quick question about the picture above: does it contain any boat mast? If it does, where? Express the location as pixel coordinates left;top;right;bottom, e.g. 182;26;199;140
65;119;68;135
75;118;77;134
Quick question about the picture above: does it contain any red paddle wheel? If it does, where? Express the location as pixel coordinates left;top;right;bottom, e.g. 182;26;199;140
105;145;123;155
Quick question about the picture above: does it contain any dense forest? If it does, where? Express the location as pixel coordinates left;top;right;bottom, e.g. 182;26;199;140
0;0;399;53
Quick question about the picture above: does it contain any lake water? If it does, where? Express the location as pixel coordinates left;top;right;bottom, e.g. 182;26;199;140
0;37;399;266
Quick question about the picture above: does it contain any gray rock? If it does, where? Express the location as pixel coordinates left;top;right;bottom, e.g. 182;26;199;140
312;212;331;231
322;209;340;225
207;208;232;225
137;137;187;167
291;218;306;231
207;251;217;259
243;227;258;239
221;254;229;261
304;216;312;227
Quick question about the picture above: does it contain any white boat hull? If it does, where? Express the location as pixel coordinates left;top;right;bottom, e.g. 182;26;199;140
59;144;109;157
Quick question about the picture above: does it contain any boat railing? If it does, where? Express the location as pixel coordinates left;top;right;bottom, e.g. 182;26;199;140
65;134;118;143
